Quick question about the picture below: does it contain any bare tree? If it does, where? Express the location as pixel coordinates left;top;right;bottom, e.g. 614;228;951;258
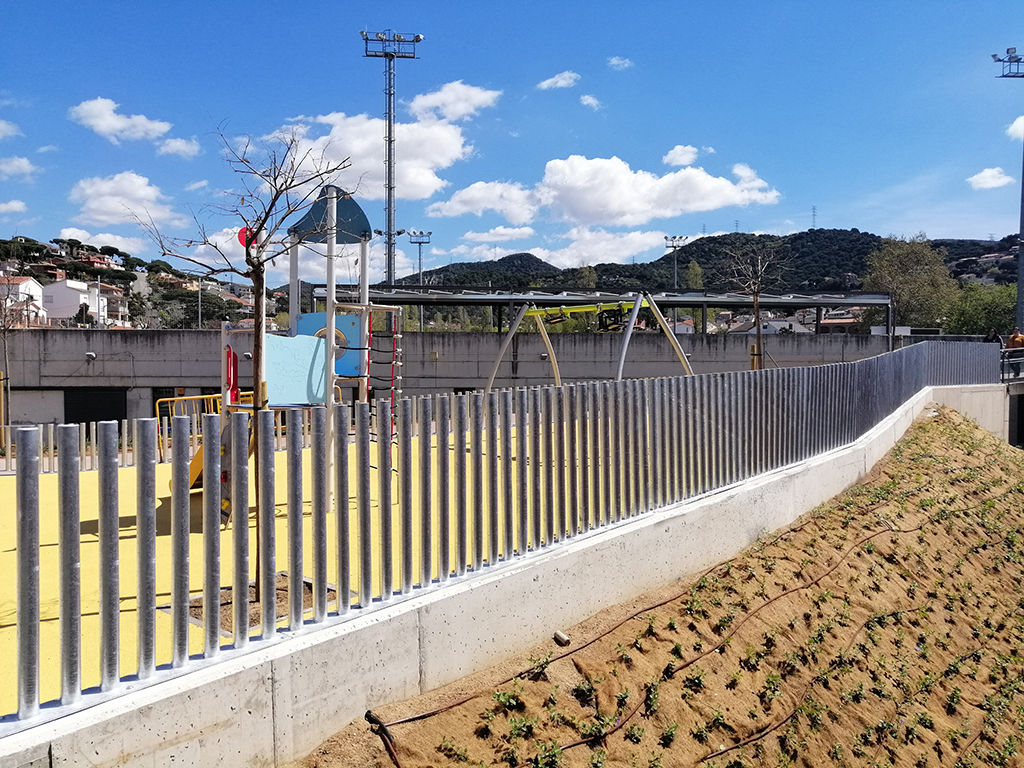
143;129;351;408
723;239;787;370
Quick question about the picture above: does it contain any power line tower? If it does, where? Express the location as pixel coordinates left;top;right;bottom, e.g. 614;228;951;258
811;206;817;229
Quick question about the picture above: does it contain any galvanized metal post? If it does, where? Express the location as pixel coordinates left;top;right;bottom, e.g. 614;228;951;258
500;389;514;558
554;386;567;539
203;412;222;655
486;392;500;564
336;403;352;614
136;418;157;677
58;423;82;701
454;394;468;576
311;406;328;623
437;396;451;582
419;396;433;586
98;420;120;690
285;409;303;631
232;410;251;645
378;399;394;600
471;393;485;569
171;416;191;665
543;387;555;545
258;409;277;639
16;427;40;720
399;399;414;593
529;388;542;549
515;388;528;554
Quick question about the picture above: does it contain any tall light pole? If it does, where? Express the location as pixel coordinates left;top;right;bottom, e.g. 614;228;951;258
993;47;1024;329
362;29;424;289
665;235;687;329
408;230;432;331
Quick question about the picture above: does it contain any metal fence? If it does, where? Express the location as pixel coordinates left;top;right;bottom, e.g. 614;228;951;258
2;341;999;730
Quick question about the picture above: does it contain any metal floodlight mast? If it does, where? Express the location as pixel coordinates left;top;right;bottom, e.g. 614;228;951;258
665;235;687;328
408;230;432;330
363;29;424;289
993;47;1024;329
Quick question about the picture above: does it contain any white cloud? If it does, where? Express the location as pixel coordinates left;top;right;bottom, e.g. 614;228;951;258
540;156;780;226
185;179;209;191
463;226;535;242
1007;116;1024;141
158;137;201;158
607;56;634;70
967;167;1014;189
292;111;475;200
0;119;21;139
69;171;186;227
68;97;172;144
0;200;26;213
426;181;540;225
580;95;602;110
408;81;501;122
0;156;38;180
537;71;580;90
662;145;699;166
36;145;57;153
58;227;146;254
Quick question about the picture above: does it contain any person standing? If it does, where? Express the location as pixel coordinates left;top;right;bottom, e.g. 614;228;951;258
1006;327;1024;377
982;328;1003;345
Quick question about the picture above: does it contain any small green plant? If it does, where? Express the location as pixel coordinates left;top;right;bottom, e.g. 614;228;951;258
572;677;597;707
439;737;469;762
526;651;554;680
508;715;539;739
616;689;630;710
683;668;706;693
660;722;678;747
589;750;606;768
615;643;633;667
644;614;658;637
643;680;660;715
624;724;645;744
691;722;710;744
666;617;678;632
493;681;525;712
533;740;563;768
945;687;962;715
829;743;842;762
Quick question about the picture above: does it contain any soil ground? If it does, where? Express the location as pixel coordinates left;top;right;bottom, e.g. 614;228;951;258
289;406;1024;768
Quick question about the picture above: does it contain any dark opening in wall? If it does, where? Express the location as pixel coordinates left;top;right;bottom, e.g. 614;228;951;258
64;388;127;425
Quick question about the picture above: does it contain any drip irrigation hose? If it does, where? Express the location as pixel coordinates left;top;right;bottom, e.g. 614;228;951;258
372;449;1023;766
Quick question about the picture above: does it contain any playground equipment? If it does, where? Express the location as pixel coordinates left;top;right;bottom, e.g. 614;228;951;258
152;186;402;517
484;292;693;394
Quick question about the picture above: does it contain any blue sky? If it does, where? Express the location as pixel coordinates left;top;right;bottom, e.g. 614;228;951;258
3;1;1024;286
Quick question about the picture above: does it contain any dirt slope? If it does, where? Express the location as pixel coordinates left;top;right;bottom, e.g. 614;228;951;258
293;406;1024;768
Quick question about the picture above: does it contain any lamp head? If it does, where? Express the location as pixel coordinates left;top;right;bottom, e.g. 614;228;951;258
85;351;97;361
359;30;369;41
413;34;424;42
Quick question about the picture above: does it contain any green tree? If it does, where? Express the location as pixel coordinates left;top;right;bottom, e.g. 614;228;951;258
944;283;1017;335
862;236;958;327
685;260;704;290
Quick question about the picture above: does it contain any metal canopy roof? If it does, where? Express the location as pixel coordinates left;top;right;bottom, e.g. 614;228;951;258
309;285;892;310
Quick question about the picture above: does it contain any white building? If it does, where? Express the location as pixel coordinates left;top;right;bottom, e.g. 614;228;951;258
0;275;47;326
42;279;108;325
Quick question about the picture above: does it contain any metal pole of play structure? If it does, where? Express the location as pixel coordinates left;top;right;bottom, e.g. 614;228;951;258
325;187;337;514
288;233;300;337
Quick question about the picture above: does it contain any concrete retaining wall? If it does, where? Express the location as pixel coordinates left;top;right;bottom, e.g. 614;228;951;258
0;384;1006;767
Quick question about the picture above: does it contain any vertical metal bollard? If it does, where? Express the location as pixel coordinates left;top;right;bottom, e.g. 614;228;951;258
486;392;499;564
621;382;633;518
58;423;82;702
286;409;303;632
135;419;157;679
16;427;40;720
420;397;433;587
554;386;566;540
566;385;579;536
515;388;528;554
49;423;56;474
358;402;375;606
89;421;97;471
379;399;394;600
529;388;542;549
98;420;120;691
609;382;621;523
232;410;251;646
454;394;468;576
258;409;277;639
311;406;327;623
335;404;351;614
203;412;222;655
591;383;603;528
500;390;514;559
471;393;485;570
120;419;127;468
437;396;451;582
399;399;414;594
575;384;587;534
542;387;555;545
171;415;191;665
650;379;661;509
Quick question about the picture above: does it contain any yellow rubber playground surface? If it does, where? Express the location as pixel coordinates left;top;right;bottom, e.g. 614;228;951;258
0;434;528;717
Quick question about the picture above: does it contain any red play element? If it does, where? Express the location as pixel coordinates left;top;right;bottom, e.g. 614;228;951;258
237;227;256;247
